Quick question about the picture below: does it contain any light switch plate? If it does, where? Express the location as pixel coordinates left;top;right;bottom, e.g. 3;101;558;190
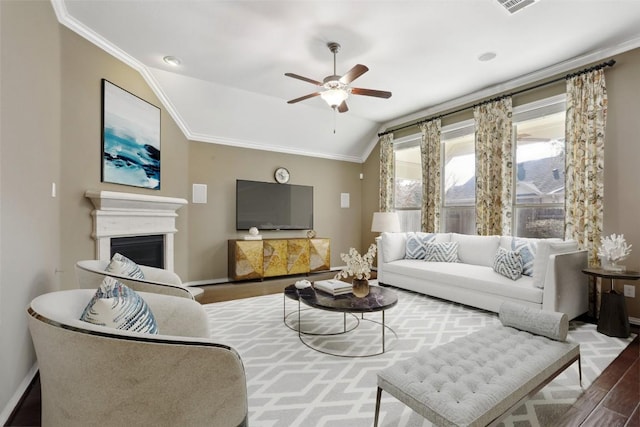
624;284;635;298
192;184;207;204
340;193;350;208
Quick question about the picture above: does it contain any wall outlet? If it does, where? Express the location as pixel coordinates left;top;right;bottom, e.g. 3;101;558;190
623;284;635;298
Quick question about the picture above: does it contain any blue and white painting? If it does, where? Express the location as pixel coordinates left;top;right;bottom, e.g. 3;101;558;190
102;80;161;190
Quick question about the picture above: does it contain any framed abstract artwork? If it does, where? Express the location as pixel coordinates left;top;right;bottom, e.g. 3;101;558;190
101;79;161;190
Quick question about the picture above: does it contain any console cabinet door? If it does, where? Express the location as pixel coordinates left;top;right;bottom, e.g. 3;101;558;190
287;239;310;275
229;240;263;280
263;239;288;277
309;238;331;272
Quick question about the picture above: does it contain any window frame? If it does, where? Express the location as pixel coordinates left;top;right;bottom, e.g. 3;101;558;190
511;94;567;238
440;119;476;233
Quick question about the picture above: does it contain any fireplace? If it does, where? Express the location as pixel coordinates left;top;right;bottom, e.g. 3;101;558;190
86;191;188;271
111;235;165;269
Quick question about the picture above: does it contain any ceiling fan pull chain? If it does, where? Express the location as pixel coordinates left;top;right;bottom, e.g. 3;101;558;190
333;108;337;134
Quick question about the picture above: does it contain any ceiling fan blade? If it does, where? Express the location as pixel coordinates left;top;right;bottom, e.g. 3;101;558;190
351;87;392;99
284;73;322;86
287;92;321;104
337;101;348;113
339;64;368;84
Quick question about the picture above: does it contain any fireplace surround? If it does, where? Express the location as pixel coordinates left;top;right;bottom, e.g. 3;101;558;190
85;190;188;271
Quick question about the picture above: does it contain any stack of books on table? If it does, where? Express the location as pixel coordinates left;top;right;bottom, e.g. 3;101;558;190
314;279;352;296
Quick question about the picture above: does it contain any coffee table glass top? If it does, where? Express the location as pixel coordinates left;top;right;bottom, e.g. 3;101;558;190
284;284;398;313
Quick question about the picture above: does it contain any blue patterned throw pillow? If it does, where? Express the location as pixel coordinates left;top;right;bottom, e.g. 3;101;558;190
405;232;436;260
424;242;459;263
80;276;158;334
511;238;537;277
494;247;523;281
106;252;145;279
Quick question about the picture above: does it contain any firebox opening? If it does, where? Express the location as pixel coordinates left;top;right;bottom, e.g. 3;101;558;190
110;235;164;269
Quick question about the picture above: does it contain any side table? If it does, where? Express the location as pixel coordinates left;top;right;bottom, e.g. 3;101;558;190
582;268;639;338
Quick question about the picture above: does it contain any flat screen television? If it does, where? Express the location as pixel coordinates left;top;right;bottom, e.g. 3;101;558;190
236;179;313;230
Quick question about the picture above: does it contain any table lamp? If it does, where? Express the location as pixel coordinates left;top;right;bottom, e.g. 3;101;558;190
371;212;401;233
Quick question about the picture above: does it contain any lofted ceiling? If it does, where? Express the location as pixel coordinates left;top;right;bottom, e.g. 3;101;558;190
54;0;640;162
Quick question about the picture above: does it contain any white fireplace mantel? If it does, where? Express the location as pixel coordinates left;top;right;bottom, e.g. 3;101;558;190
85;190;188;271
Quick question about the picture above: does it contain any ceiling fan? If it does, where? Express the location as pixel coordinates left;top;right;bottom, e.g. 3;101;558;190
285;42;392;113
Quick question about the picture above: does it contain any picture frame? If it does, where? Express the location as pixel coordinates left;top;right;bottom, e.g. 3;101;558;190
101;79;161;190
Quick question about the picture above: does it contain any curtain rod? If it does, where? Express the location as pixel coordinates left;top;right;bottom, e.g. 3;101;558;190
378;59;616;137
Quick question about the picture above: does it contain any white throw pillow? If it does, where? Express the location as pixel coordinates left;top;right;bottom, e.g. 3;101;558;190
451;234;500;267
106;252;145;279
511;238;538;277
425;242;459;263
493;247;523;281
532;240;579;288
405;232;436;259
381;232;407;262
80;276;158;334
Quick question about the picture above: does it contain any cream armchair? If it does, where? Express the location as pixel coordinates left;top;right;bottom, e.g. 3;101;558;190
28;289;248;427
75;259;204;300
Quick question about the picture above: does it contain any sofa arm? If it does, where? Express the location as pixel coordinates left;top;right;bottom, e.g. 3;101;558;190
376;236;389;284
542;250;588;320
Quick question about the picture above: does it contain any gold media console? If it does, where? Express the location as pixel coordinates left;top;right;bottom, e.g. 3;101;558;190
228;238;330;281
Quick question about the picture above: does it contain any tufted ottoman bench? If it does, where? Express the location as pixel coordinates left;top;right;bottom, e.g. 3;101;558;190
374;302;581;427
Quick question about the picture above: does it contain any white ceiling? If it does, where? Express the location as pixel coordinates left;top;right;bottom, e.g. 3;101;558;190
54;0;640;162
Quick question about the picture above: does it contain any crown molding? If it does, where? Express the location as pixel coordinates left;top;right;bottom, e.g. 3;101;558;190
380;35;640;133
187;131;362;163
51;0;362;162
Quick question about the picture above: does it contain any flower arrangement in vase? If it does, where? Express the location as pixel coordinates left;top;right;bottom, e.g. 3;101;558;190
335;243;377;297
597;233;632;272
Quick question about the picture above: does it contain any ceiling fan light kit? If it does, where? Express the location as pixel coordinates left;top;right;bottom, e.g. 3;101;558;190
285;42;391;114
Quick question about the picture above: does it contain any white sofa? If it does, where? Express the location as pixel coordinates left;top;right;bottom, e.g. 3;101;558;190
377;232;589;320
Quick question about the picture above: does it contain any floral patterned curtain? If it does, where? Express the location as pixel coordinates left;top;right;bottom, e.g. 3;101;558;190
419;120;441;232
565;69;607;267
379;133;394;212
474;97;513;236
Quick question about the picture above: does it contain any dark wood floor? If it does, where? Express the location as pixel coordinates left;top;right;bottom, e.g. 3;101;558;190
6;278;639;426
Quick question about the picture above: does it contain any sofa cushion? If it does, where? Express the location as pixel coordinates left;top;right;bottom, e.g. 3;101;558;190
106;252;145;279
381;232;407;262
80;276;158;334
451;234;500;267
533;240;579;288
425;242;459;263
493;248;523;280
383;260;542;304
405;232;436;259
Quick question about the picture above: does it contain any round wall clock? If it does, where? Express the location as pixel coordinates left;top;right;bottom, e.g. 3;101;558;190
274;167;290;184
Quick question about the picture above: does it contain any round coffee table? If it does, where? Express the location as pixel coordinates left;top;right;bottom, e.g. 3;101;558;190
283;283;398;357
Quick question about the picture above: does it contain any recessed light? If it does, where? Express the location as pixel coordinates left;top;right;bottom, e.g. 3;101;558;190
163;56;182;66
478;52;497;62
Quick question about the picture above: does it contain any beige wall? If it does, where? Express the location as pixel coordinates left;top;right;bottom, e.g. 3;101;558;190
58;23;191;286
187;141;363;280
0;0;61;417
602;48;640;319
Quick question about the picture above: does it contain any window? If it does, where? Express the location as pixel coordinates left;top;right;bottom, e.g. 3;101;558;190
389;95;566;237
441;120;475;234
393;136;421;232
512;95;566;238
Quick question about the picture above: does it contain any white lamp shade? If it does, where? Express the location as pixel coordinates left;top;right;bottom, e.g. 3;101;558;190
371;212;401;233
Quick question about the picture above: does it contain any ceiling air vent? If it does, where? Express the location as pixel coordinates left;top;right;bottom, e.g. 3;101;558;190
497;0;538;14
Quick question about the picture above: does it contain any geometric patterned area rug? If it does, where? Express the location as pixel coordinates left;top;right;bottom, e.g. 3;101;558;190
203;285;633;427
